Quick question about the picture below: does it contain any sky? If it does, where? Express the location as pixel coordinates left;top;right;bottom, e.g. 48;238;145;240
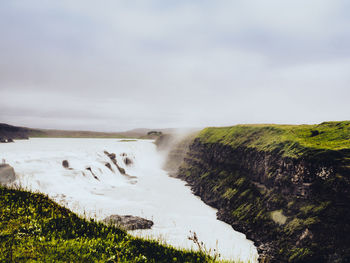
0;0;349;131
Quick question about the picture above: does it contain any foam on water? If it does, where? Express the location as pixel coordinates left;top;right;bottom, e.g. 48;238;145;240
0;138;258;262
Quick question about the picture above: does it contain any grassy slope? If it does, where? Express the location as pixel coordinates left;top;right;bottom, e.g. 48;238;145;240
197;121;350;158
0;186;216;263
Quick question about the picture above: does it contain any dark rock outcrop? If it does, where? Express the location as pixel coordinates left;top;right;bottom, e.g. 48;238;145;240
107;153;116;159
103;215;153;230
86;167;99;181
62;160;70;169
168;138;350;262
105;162;114;172
104;151;137;182
123;157;133;166
104;151;127;175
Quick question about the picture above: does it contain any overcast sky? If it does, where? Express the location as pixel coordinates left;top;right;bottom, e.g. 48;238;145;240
0;0;349;131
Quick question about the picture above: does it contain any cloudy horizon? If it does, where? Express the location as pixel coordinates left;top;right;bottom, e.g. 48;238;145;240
0;1;349;132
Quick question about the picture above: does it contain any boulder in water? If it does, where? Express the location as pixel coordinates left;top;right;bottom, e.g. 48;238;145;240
62;160;70;169
104;151;127;174
116;165;126;175
86;167;99;181
104;151;116;160
105;162;114;172
103;215;153;230
124;157;133;166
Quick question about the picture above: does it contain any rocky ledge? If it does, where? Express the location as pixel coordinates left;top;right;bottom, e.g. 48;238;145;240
103;215;153;231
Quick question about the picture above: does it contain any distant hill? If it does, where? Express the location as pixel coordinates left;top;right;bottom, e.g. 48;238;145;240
0;123;170;140
0;123;37;141
30;128;129;139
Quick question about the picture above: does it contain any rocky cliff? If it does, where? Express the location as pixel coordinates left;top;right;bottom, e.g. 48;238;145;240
160;121;350;262
0;123;32;141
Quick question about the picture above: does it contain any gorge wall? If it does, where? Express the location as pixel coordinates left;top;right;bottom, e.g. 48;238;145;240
159;121;350;262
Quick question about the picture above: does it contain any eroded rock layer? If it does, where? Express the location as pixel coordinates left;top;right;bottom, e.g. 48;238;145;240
162;122;350;262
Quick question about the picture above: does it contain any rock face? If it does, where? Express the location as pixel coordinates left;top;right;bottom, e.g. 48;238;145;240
165;129;350;263
103;215;153;230
0;164;16;185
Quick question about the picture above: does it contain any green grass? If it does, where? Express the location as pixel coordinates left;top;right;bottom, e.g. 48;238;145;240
197;121;350;158
0;186;230;263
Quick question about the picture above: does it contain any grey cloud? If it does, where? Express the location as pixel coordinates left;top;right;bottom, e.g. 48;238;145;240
0;0;349;131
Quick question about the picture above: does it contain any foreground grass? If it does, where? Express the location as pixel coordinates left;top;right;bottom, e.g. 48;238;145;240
0;186;221;263
198;121;350;158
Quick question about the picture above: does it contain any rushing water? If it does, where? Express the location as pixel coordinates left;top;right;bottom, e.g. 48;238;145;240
0;138;258;262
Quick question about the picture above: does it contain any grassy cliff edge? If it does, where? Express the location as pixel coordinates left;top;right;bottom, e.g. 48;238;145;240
173;121;350;262
197;121;350;158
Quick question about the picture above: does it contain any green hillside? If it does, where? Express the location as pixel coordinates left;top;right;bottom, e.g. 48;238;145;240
198;121;350;158
0;186;216;263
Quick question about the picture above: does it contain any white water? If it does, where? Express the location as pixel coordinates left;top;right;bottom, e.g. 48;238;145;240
0;138;258;262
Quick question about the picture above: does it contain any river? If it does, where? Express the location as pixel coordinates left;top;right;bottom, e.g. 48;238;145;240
0;138;258;262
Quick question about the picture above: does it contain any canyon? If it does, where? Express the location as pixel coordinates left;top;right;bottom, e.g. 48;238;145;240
159;121;350;262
